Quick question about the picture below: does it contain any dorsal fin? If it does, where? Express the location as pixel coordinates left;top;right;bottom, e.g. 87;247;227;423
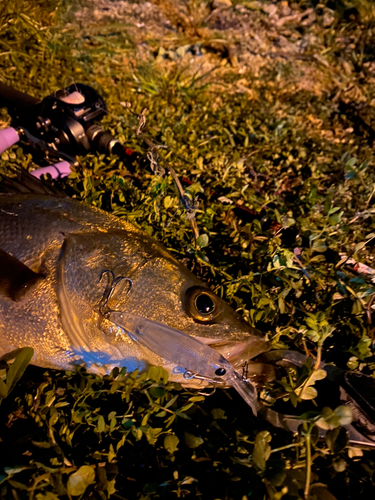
0;248;44;301
0;166;67;197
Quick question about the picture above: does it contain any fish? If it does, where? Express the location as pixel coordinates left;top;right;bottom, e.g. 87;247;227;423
0;170;271;390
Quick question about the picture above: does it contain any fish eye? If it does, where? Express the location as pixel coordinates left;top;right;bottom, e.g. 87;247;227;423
195;293;215;314
215;368;226;376
184;286;224;323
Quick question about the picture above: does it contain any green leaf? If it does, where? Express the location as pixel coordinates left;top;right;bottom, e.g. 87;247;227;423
97;415;106;433
132;427;143;440
264;459;286;487
355;241;367;252
184;431;204;449
346;157;357;167
295;370;327;400
5;347;34;394
310;369;326;382
211;408;226;420
188;395;205;403
333;458;347;473
49;413;60;426
31;441;52;449
304;329;320;342
278;296;285;314
36;492;60;500
8;480;29;490
252;430;271;471
164;434;179;454
196;233;209;248
316;406;352;430
310;486;339;500
165;394;179;409
299;386;317;400
149;386;167;399
312;240;327;253
147;366;168;383
67;466;96;496
108;444;116;462
0;379;8;399
164;196;175;209
325;427;348;454
334;406;353;426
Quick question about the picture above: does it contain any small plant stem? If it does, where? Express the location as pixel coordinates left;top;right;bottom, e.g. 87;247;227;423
270;442;300;453
139;132;200;242
304;430;312;499
314;343;322;371
28;473;51;500
365;185;375;207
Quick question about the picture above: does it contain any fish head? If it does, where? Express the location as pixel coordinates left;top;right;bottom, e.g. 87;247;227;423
117;248;270;368
58;230;270;375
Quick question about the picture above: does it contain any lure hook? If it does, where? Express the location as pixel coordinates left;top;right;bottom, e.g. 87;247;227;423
198;385;217;397
183;370;222;397
98;270;133;317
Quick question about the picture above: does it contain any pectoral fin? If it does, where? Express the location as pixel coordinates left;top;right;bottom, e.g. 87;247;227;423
0;249;44;301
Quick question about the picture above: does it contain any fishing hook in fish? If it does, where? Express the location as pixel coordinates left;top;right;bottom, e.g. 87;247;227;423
242;361;249;382
240;361;260;384
98;270;133;318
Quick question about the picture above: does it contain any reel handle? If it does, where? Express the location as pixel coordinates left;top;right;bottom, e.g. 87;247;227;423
30;161;72;179
0;127;19;154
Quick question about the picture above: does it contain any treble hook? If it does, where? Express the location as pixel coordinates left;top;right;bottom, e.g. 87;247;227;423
198;385;217;397
183;370;224;397
98;270;133;317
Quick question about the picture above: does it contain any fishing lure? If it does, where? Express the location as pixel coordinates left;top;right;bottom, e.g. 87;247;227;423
106;310;259;415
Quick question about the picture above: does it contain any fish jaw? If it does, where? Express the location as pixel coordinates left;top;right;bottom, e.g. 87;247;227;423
198;336;270;366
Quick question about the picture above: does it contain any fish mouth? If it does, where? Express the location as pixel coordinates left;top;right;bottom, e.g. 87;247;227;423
196;336;270;364
197;336;275;382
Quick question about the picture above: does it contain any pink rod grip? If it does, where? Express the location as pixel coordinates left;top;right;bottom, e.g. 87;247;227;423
30;161;72;179
0;127;19;154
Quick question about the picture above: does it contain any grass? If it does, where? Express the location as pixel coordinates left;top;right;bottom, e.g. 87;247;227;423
1;0;375;498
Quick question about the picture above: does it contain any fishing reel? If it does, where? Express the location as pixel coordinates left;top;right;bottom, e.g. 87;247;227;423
28;83;124;157
0;81;138;175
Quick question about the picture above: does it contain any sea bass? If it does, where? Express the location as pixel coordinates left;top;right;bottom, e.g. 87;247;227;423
0;181;270;386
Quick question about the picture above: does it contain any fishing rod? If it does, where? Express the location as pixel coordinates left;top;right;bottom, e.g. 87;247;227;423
0;81;139;178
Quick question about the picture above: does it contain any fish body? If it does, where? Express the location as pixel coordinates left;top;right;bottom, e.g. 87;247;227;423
0;191;269;384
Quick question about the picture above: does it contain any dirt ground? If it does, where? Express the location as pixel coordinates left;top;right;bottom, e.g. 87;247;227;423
64;0;375;160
